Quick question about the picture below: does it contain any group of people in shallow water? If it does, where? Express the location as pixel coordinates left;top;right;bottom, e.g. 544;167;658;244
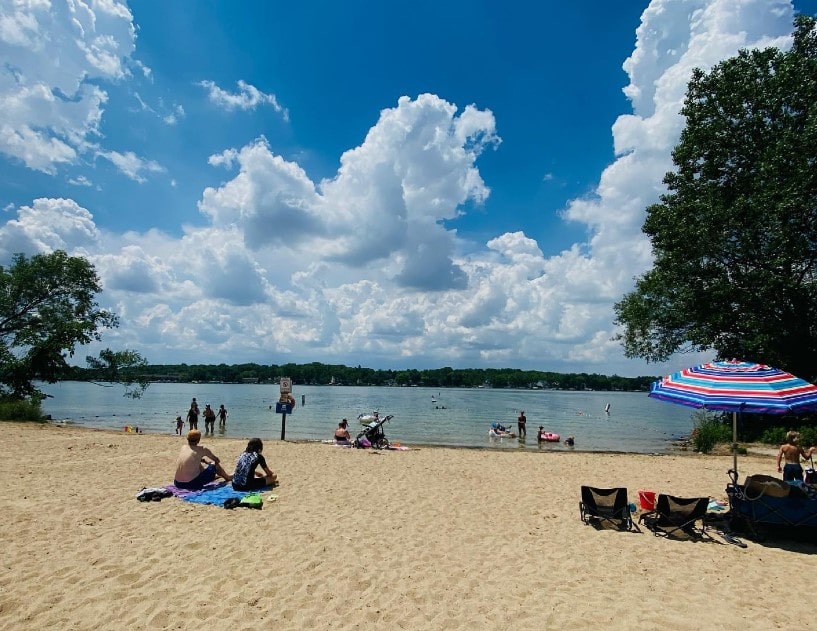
173;429;278;491
489;409;575;446
175;398;228;436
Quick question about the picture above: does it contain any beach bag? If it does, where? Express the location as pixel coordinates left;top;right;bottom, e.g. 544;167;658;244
239;493;263;509
743;474;791;498
805;458;817;486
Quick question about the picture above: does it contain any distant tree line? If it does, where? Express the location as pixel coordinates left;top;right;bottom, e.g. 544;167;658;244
60;361;657;392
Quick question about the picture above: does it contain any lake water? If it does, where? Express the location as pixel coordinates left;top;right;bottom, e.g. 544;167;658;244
40;382;698;453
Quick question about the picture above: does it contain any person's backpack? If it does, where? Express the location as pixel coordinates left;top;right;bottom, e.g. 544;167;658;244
239;493;263;509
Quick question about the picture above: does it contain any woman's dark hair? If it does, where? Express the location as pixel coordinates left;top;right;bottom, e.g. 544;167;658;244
246;437;263;453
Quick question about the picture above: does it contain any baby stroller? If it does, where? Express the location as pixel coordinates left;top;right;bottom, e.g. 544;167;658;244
354;415;394;449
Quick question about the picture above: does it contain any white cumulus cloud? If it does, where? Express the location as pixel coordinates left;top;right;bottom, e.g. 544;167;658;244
198;79;289;120
0;0;800;375
0;0;139;173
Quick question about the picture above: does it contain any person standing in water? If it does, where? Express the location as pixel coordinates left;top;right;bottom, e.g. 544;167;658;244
517;410;527;438
218;404;228;429
203;403;216;435
186;402;199;431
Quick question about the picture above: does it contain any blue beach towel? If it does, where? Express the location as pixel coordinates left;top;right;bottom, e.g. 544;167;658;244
164;480;224;499
181;484;253;506
164;481;274;506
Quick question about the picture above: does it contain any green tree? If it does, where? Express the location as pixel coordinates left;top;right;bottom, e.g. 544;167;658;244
0;250;147;400
614;16;817;380
85;349;149;399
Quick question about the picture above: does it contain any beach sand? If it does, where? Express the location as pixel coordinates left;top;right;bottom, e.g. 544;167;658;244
0;422;812;630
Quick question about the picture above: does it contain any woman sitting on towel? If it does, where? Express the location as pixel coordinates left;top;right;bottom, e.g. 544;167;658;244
334;419;351;444
232;438;278;491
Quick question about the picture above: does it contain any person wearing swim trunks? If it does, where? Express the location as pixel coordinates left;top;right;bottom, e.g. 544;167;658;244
231;438;277;491
203;403;216;435
186;403;199;431
173;429;231;489
217;404;228;429
777;431;815;481
517;410;527;437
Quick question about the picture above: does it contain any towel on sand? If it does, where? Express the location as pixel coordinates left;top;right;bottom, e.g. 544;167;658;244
165;481;273;506
164;480;224;499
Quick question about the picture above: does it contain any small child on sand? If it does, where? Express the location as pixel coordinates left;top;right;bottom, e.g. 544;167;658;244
175;415;184;435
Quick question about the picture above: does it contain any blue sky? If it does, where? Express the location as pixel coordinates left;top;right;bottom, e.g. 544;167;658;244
0;0;814;376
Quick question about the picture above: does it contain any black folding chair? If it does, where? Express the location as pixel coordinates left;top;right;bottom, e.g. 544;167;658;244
639;494;710;540
579;486;635;531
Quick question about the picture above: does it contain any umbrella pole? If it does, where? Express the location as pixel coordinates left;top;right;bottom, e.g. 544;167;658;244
732;411;738;477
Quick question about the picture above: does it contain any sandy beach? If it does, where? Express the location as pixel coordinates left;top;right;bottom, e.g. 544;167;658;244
0;422;812;630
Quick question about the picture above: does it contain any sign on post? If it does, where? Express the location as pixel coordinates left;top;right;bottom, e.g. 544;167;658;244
277;377;294;439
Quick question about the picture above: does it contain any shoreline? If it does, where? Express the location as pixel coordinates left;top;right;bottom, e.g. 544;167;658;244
49;418;694;455
2;421;810;630
48;419;779;459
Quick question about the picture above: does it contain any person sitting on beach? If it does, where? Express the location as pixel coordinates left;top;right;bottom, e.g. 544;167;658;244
777;431;815;481
232;438;278;491
334;419;351;444
173;429;231;489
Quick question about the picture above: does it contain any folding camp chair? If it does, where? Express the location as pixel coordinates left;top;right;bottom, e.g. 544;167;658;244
579;486;635;531
639;494;710;540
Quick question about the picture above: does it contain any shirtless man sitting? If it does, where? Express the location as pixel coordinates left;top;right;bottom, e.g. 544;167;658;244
174;429;232;489
777;431;815;482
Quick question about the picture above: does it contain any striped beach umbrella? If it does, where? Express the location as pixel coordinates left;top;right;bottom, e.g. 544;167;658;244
649;360;817;476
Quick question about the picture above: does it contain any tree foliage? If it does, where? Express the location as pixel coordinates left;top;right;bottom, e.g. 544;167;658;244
0;250;147;401
62;361;657;392
85;348;150;399
614;16;817;380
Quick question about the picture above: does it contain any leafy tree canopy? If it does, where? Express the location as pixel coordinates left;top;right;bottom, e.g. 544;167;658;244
64;361;657;392
614;16;817;381
0;250;148;401
85;348;150;399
